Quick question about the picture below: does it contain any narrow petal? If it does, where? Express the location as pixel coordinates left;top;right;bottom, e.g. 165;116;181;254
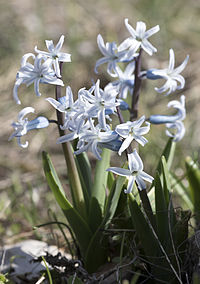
168;49;175;72
98;109;107;130
118;38;134;52
34;47;50;57
57;132;78;143
58;52;71;62
91;142;102;160
124;176;135;194
139;171;154;183
136;175;147;190
118;135;133;156
13;78;24;104
134;135;148;146
174;55;189;74
136;21;146;38
55;35;64;52
125;18;137;38
46;98;65;112
46;40;54;52
106;167;131;177
141;39;157;55
128;150;143;172
34;78;41;97
94;57;109;73
18;107;35;121
97;34;107;56
145;25;160;38
172;74;185;89
166;121;185;141
17;137;28;148
155;80;171;94
21;53;35;67
53;58;61;77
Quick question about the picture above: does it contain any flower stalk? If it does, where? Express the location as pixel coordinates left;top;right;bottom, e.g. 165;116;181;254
55;62;86;218
130;49;142;121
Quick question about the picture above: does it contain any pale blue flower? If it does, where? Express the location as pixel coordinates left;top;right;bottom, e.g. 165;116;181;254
35;35;71;77
107;149;154;193
74;121;119;160
110;62;135;99
46;86;74;113
115;116;150;155
9;107;49;148
149;95;186;142
147;49;189;95
95;34;134;77
118;19;160;56
13;54;64;104
80;79;118;130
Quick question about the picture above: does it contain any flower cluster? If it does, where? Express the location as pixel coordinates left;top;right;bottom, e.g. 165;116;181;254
10;19;189;194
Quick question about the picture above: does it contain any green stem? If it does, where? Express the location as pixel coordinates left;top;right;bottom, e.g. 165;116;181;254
55;62;86;218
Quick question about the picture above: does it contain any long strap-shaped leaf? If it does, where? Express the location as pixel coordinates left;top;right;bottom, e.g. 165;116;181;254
74;152;92;212
128;194;180;282
89;148;111;232
185;156;200;224
157;138;176;174
85;164;127;272
42;151;92;257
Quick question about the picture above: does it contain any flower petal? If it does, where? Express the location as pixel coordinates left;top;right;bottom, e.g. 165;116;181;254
106;167;131;177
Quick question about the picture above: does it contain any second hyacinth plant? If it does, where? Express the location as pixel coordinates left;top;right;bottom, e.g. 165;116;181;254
10;18;200;283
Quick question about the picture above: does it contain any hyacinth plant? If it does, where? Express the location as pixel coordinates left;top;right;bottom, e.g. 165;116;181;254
9;19;200;283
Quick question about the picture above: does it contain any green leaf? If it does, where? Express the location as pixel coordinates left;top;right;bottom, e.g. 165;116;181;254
89;148;111;232
170;174;193;210
107;171;115;191
185;157;200;223
42;151;92;257
59;142;86;218
128;194;177;282
157;138;176;174
103;175;126;228
85;173;127;273
74;152;92;211
154;171;169;245
161;156;171;205
128;193;160;258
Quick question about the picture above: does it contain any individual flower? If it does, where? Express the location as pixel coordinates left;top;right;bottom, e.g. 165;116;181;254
35;35;71;77
46;86;74;113
147;49;189;95
110;62;135;99
107;149;154;193
80;79;119;130
118;19;160;56
149;95;186;124
13;54;64;104
74;120;119;160
95;34;134;77
46;86;78;130
115;115;150;155
149;95;186;142
8;107;49;148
